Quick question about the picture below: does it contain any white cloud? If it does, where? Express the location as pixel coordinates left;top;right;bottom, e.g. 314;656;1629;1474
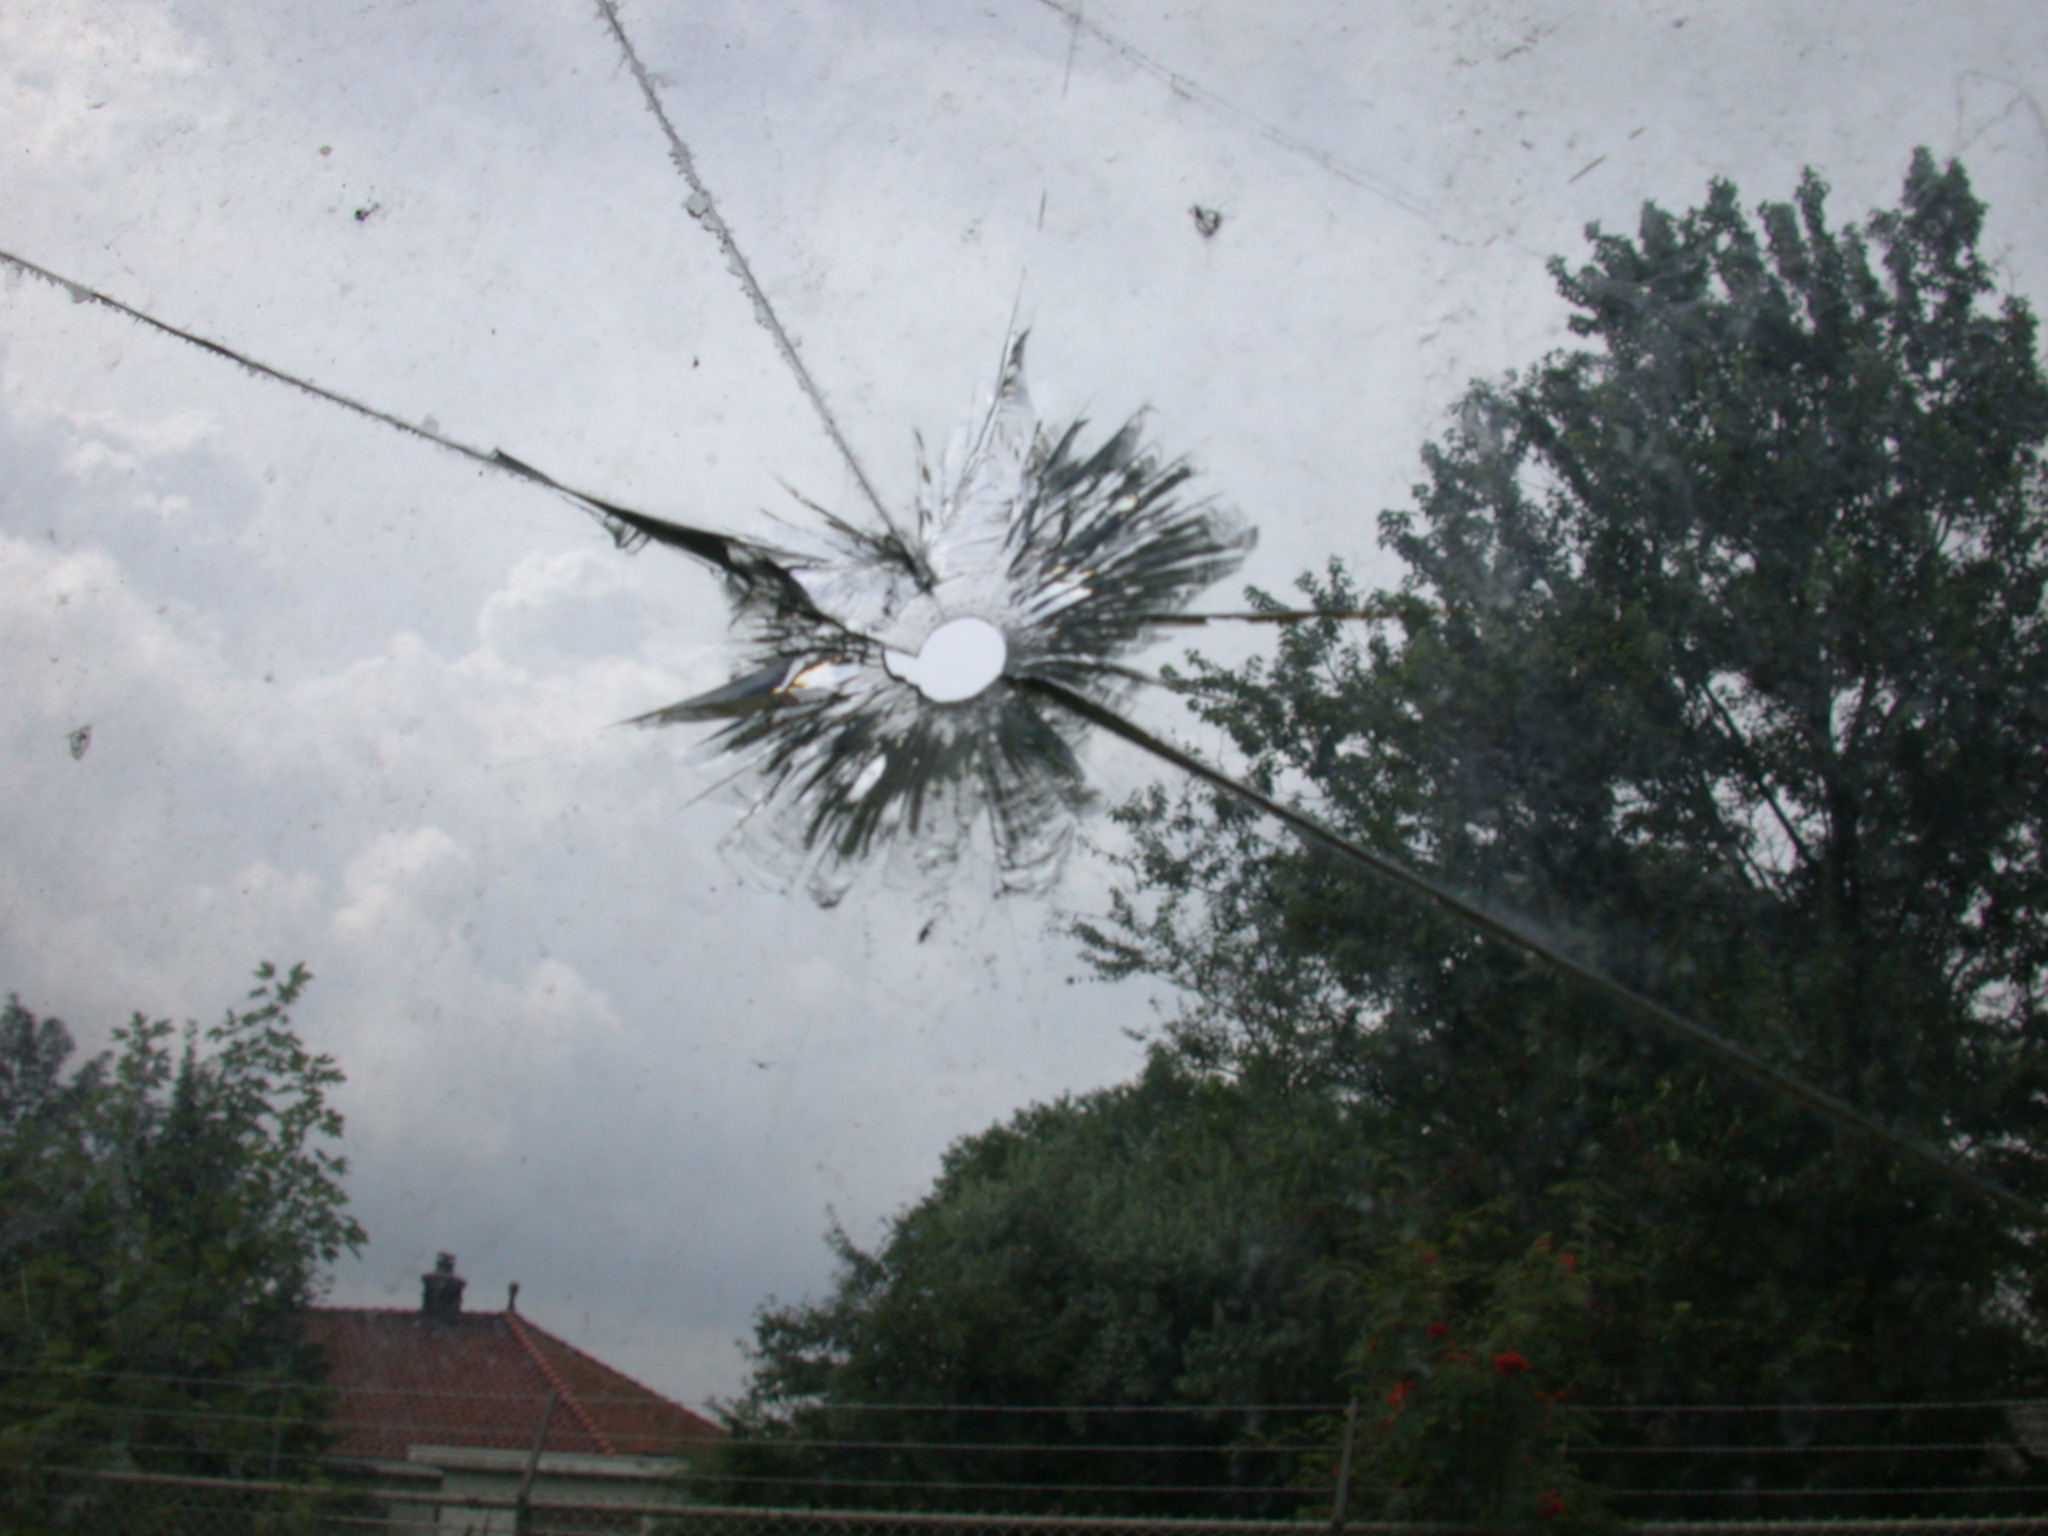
1;0;216;165
334;825;469;938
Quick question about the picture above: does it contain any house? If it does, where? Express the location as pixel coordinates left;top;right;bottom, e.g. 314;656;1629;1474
304;1254;721;1532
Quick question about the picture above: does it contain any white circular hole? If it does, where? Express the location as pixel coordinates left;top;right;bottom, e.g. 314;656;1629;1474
885;616;1008;703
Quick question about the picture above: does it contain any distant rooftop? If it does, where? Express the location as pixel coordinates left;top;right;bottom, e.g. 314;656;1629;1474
304;1254;721;1462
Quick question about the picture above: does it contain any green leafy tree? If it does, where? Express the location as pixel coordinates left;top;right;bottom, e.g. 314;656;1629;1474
723;1056;1371;1515
1080;151;2048;1507
1322;1213;1612;1532
0;963;363;1525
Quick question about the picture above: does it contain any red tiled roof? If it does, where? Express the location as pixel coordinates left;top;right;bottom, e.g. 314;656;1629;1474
303;1307;722;1461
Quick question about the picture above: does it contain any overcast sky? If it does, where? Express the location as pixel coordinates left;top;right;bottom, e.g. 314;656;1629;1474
5;0;2046;1410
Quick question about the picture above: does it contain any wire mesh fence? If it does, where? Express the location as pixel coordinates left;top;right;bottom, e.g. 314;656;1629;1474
7;1367;2048;1533
13;1469;2048;1536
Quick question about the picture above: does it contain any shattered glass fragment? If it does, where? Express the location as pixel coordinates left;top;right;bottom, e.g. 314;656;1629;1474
623;335;1253;905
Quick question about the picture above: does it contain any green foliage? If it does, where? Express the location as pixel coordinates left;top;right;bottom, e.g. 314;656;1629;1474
732;153;2048;1518
1079;151;2048;1498
0;963;362;1523
1329;1213;1612;1531
723;1055;1370;1514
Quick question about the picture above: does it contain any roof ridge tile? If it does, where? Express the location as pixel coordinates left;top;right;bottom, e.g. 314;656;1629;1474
506;1310;616;1454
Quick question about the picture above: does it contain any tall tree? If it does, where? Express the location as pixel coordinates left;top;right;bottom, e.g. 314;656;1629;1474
724;1056;1369;1515
1081;152;2048;1504
0;964;362;1519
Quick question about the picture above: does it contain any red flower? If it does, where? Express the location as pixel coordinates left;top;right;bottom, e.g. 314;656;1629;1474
1559;1252;1578;1273
1537;1489;1566;1519
1492;1350;1533;1376
1424;1322;1452;1341
1386;1379;1412;1407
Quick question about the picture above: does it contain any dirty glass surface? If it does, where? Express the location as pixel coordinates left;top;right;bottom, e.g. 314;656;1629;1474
4;0;2048;1462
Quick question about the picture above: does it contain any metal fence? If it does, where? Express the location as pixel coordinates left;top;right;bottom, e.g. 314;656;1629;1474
13;1468;2048;1536
8;1370;2048;1533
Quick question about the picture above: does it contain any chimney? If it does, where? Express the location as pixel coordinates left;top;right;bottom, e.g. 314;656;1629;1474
421;1252;466;1320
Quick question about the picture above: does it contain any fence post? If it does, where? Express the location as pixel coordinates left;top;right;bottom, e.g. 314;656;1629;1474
514;1390;558;1536
265;1383;284;1482
1328;1395;1358;1536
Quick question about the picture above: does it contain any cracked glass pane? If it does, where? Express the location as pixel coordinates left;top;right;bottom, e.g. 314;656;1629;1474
4;2;2047;1501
